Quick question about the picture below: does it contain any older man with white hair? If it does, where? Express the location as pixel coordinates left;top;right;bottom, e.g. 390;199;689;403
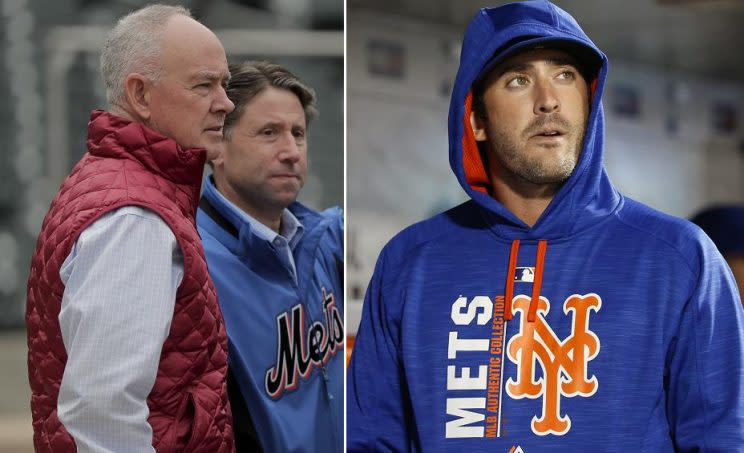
26;4;235;452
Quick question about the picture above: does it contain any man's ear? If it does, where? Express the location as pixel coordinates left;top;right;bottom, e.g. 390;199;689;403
123;73;152;120
470;110;487;142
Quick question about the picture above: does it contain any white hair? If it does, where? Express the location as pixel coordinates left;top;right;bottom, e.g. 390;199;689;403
100;4;192;107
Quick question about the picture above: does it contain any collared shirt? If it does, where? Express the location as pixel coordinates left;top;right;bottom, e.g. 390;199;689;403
57;206;183;453
211;187;304;284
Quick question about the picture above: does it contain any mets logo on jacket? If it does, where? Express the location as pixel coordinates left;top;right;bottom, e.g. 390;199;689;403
446;293;601;438
265;289;344;398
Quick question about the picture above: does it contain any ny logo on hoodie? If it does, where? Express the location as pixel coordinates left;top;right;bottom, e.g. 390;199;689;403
506;293;602;436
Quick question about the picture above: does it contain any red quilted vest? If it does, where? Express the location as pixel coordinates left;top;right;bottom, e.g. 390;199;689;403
26;110;234;452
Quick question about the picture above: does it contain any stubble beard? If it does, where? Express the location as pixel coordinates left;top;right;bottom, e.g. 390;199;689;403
488;120;585;185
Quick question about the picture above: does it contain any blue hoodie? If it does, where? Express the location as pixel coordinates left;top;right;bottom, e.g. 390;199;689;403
347;1;744;451
197;176;344;453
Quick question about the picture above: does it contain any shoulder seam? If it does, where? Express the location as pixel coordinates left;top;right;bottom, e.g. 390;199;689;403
613;210;698;279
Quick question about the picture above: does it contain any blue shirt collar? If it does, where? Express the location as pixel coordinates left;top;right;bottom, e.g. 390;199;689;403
210;180;304;249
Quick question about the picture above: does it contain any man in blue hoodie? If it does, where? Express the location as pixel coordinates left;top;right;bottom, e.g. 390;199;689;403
347;1;744;451
197;61;344;452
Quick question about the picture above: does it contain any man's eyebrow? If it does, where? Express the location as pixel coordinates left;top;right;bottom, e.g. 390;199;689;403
497;62;532;76
192;70;230;82
494;57;580;77
255;120;305;130
254;121;283;130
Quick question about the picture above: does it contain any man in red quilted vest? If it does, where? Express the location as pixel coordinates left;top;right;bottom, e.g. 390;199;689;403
26;4;235;452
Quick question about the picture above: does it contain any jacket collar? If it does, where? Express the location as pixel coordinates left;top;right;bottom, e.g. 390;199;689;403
86;110;207;213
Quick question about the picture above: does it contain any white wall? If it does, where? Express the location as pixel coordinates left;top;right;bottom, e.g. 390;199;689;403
604;62;744;217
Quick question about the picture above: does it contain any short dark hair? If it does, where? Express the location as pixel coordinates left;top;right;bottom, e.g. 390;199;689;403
222;61;318;140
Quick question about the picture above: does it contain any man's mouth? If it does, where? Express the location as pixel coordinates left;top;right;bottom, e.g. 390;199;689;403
532;128;566;138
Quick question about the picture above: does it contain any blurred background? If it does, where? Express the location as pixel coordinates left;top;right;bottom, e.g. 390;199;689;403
0;0;341;449
346;0;744;339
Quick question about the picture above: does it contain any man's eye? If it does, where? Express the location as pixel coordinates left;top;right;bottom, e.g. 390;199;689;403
293;129;306;139
506;76;528;88
557;70;576;80
261;129;276;136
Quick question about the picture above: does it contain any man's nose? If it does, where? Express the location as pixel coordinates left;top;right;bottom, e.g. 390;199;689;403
534;80;560;114
278;133;302;163
213;86;235;114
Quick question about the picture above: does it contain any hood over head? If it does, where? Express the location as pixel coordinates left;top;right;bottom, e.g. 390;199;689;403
449;0;620;240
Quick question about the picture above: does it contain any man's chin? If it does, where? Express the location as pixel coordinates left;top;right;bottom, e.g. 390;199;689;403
203;148;221;161
199;139;224;160
519;161;575;185
271;191;301;208
270;178;303;191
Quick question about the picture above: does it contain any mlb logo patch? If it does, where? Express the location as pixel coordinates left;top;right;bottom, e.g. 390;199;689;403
515;267;535;282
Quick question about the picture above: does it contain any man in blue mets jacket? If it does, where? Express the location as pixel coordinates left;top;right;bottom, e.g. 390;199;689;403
197;61;344;453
